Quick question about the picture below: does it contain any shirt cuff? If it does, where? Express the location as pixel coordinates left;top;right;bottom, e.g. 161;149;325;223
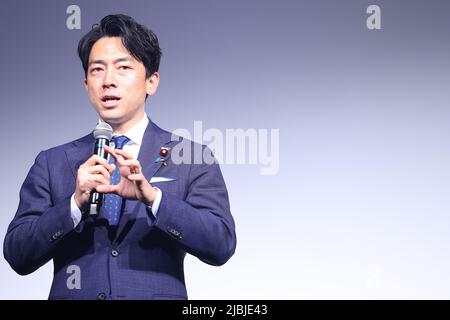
148;187;162;218
70;193;83;228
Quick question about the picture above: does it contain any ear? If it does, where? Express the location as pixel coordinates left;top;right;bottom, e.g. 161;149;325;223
145;72;160;96
83;78;88;91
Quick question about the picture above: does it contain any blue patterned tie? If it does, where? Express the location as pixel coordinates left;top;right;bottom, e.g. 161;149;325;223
103;135;130;226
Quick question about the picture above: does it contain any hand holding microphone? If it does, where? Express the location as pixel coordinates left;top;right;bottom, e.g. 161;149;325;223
74;122;114;215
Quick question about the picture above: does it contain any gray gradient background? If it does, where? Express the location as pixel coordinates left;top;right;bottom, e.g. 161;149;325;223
1;0;450;299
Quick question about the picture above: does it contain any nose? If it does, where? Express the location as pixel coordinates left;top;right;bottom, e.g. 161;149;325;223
102;67;117;89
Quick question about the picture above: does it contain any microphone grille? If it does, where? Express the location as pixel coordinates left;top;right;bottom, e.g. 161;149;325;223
93;122;113;140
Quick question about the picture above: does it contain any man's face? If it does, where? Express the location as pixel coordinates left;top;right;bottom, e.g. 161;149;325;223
84;36;158;130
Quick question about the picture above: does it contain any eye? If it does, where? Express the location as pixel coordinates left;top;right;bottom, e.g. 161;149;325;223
90;67;103;74
119;66;131;70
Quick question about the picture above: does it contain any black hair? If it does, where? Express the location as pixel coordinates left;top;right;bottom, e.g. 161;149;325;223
78;14;162;78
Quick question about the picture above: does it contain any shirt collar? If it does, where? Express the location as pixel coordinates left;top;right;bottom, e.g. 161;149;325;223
99;113;149;146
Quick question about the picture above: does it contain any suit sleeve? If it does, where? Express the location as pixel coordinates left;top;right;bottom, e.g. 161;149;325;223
3;151;79;275
153;147;237;266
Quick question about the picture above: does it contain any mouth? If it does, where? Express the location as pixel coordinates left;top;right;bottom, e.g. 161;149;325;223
100;95;122;108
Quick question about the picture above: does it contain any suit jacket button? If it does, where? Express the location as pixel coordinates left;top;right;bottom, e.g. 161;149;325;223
111;249;119;257
97;292;107;300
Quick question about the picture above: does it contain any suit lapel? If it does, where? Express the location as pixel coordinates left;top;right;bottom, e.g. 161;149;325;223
138;120;172;184
65;133;95;180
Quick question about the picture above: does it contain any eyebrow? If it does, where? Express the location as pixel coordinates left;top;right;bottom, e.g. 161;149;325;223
88;57;133;67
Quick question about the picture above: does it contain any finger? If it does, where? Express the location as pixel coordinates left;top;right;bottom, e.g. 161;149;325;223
127;173;144;181
104;145;125;166
81;154;97;167
93;155;111;167
127;173;146;188
96;184;119;194
91;174;110;186
121;159;140;166
114;148;135;160
121;159;142;173
84;154;111;168
88;165;111;179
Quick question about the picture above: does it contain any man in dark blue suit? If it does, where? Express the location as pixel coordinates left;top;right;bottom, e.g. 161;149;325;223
3;14;236;300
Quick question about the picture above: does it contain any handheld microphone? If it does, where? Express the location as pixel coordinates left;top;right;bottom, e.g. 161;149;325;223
89;122;113;216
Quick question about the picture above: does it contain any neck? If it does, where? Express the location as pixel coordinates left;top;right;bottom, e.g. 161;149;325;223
107;111;145;134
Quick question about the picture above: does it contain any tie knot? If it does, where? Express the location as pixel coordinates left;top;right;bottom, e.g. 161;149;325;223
112;135;130;149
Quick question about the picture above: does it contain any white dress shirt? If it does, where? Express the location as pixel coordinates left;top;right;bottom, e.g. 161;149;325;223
70;113;162;227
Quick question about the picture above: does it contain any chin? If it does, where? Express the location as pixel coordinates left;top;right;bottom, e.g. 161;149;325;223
98;112;125;125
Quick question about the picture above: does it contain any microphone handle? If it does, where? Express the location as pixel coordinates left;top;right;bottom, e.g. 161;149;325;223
89;137;110;216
